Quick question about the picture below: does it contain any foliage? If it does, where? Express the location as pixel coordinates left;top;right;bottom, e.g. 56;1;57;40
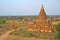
56;23;60;32
56;23;60;39
57;32;60;38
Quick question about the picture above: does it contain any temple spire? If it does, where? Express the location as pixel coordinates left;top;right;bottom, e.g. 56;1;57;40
27;4;54;33
38;4;47;19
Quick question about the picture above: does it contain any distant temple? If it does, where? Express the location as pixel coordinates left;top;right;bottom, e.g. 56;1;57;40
27;5;54;33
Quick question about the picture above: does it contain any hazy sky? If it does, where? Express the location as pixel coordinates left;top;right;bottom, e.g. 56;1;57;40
0;0;60;16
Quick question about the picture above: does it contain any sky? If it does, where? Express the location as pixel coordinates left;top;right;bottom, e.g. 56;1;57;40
0;0;60;16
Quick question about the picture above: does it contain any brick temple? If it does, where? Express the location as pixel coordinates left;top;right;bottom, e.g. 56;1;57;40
27;5;54;33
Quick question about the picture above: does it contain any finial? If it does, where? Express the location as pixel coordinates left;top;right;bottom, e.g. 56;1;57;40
41;4;44;9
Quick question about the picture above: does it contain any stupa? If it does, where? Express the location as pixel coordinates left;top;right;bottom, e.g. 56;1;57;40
28;5;54;33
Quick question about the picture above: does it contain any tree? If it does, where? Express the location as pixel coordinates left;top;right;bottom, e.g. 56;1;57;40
56;23;60;32
56;23;60;39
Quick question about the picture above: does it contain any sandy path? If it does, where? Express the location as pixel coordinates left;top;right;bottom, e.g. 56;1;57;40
0;30;15;40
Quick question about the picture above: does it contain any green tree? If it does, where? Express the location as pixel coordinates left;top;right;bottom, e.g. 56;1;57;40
56;23;60;39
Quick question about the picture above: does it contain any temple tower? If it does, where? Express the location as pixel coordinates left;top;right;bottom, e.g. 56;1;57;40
38;5;47;19
28;5;54;33
36;5;54;32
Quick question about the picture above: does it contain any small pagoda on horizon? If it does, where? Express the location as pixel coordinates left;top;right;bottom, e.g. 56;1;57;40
27;5;54;33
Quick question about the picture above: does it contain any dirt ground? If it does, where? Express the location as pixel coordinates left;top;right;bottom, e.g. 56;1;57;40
5;35;51;40
0;30;15;40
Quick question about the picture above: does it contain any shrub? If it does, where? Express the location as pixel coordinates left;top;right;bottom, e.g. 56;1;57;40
0;19;6;24
24;30;36;37
0;26;2;28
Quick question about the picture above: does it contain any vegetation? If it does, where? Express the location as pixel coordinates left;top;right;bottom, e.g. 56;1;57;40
0;26;2;28
10;28;37;37
0;16;60;40
56;23;60;39
0;19;6;24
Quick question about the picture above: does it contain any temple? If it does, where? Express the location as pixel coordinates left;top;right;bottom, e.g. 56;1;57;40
27;5;54;33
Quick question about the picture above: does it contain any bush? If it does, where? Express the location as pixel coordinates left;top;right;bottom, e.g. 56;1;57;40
0;19;6;24
0;26;2;28
23;30;36;37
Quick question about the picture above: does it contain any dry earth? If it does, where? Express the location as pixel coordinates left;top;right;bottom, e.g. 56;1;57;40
5;35;51;40
0;29;51;40
0;30;15;40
